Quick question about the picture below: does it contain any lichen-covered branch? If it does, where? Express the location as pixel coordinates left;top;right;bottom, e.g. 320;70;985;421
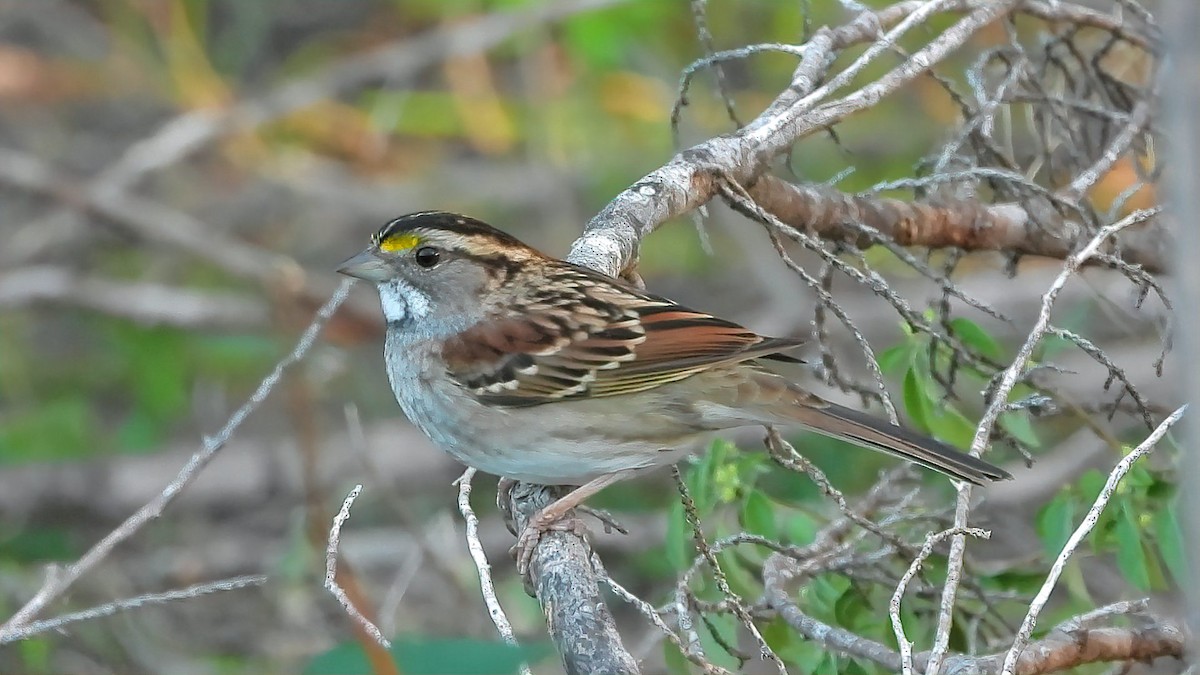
505;483;639;675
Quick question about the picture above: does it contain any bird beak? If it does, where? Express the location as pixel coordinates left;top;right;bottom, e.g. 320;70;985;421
337;249;390;282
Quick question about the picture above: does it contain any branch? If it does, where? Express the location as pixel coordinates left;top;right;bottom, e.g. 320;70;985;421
325;485;391;649
505;483;639;675
1000;405;1187;675
0;575;266;643
747;177;1169;274
891;528;990;675
0;279;354;642
568;0;1026;277
928;208;1161;675
457;469;532;675
764;554;1184;675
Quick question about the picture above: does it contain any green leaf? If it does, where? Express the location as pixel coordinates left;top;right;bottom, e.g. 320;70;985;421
741;490;778;539
875;344;914;375
304;636;551;675
785;509;820;546
1154;502;1188;585
807;574;851;621
999;412;1041;448
1036;492;1076;561
1115;501;1151;591
17;638;51;673
949;317;1003;360
765;617;825;671
833;586;871;631
924;404;976;450
662;640;692;675
902;367;932;433
717;548;761;599
0;396;97;464
697;613;741;670
116;407;167;453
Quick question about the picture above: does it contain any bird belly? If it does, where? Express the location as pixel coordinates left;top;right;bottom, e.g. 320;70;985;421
387;363;700;484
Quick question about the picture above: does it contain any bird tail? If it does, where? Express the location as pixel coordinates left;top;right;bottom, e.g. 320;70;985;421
783;400;1012;485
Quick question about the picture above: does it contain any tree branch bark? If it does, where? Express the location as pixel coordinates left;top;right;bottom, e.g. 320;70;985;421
506;483;639;675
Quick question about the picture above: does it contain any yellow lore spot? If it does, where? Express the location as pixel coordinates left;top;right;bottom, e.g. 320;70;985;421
379;232;421;253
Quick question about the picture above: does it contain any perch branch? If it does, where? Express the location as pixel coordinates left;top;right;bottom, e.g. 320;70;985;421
505;483;639;675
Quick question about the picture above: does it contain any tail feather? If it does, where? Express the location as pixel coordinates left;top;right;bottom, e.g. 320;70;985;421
788;401;1011;485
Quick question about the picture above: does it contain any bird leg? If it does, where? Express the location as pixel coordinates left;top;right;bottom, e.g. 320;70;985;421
512;470;635;578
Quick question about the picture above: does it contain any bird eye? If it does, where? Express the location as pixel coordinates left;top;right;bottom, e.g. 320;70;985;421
414;246;441;268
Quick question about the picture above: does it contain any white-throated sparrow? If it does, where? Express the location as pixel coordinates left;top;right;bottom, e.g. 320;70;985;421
339;211;1011;573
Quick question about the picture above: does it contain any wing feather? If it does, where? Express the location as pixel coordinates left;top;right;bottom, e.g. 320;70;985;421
440;263;804;406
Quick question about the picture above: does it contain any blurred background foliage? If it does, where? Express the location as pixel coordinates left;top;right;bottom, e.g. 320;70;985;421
0;0;1175;674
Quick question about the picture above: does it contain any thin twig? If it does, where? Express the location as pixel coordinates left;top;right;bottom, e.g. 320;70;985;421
928;209;1162;675
0;279;354;642
593;553;731;675
1000;405;1186;675
672;467;787;673
457;468;532;675
890;528;990;675
0;576;267;643
325;485;390;649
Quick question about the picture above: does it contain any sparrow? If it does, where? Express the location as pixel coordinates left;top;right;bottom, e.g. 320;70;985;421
338;211;1011;574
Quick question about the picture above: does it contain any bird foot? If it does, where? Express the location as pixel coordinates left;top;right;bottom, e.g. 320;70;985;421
510;509;590;579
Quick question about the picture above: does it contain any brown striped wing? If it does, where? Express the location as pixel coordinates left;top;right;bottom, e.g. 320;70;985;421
440;263;804;407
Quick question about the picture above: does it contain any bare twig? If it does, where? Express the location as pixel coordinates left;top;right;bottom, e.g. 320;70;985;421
0;279;353;642
927;209;1161;675
672;467;786;673
325;485;390;649
765;550;1183;675
0;575;267;644
592;553;731;675
457;469;531;675
891;528;990;675
1000;405;1186;675
568;0;1027;278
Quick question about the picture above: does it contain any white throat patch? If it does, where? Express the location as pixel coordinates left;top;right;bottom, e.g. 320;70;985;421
376;279;430;323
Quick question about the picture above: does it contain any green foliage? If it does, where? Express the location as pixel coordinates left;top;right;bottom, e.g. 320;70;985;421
0;319;278;465
0;527;77;563
304;636;551;675
1034;462;1184;595
881;314;1041;452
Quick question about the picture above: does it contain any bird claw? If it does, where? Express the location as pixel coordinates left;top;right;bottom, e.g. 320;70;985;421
510;510;590;580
